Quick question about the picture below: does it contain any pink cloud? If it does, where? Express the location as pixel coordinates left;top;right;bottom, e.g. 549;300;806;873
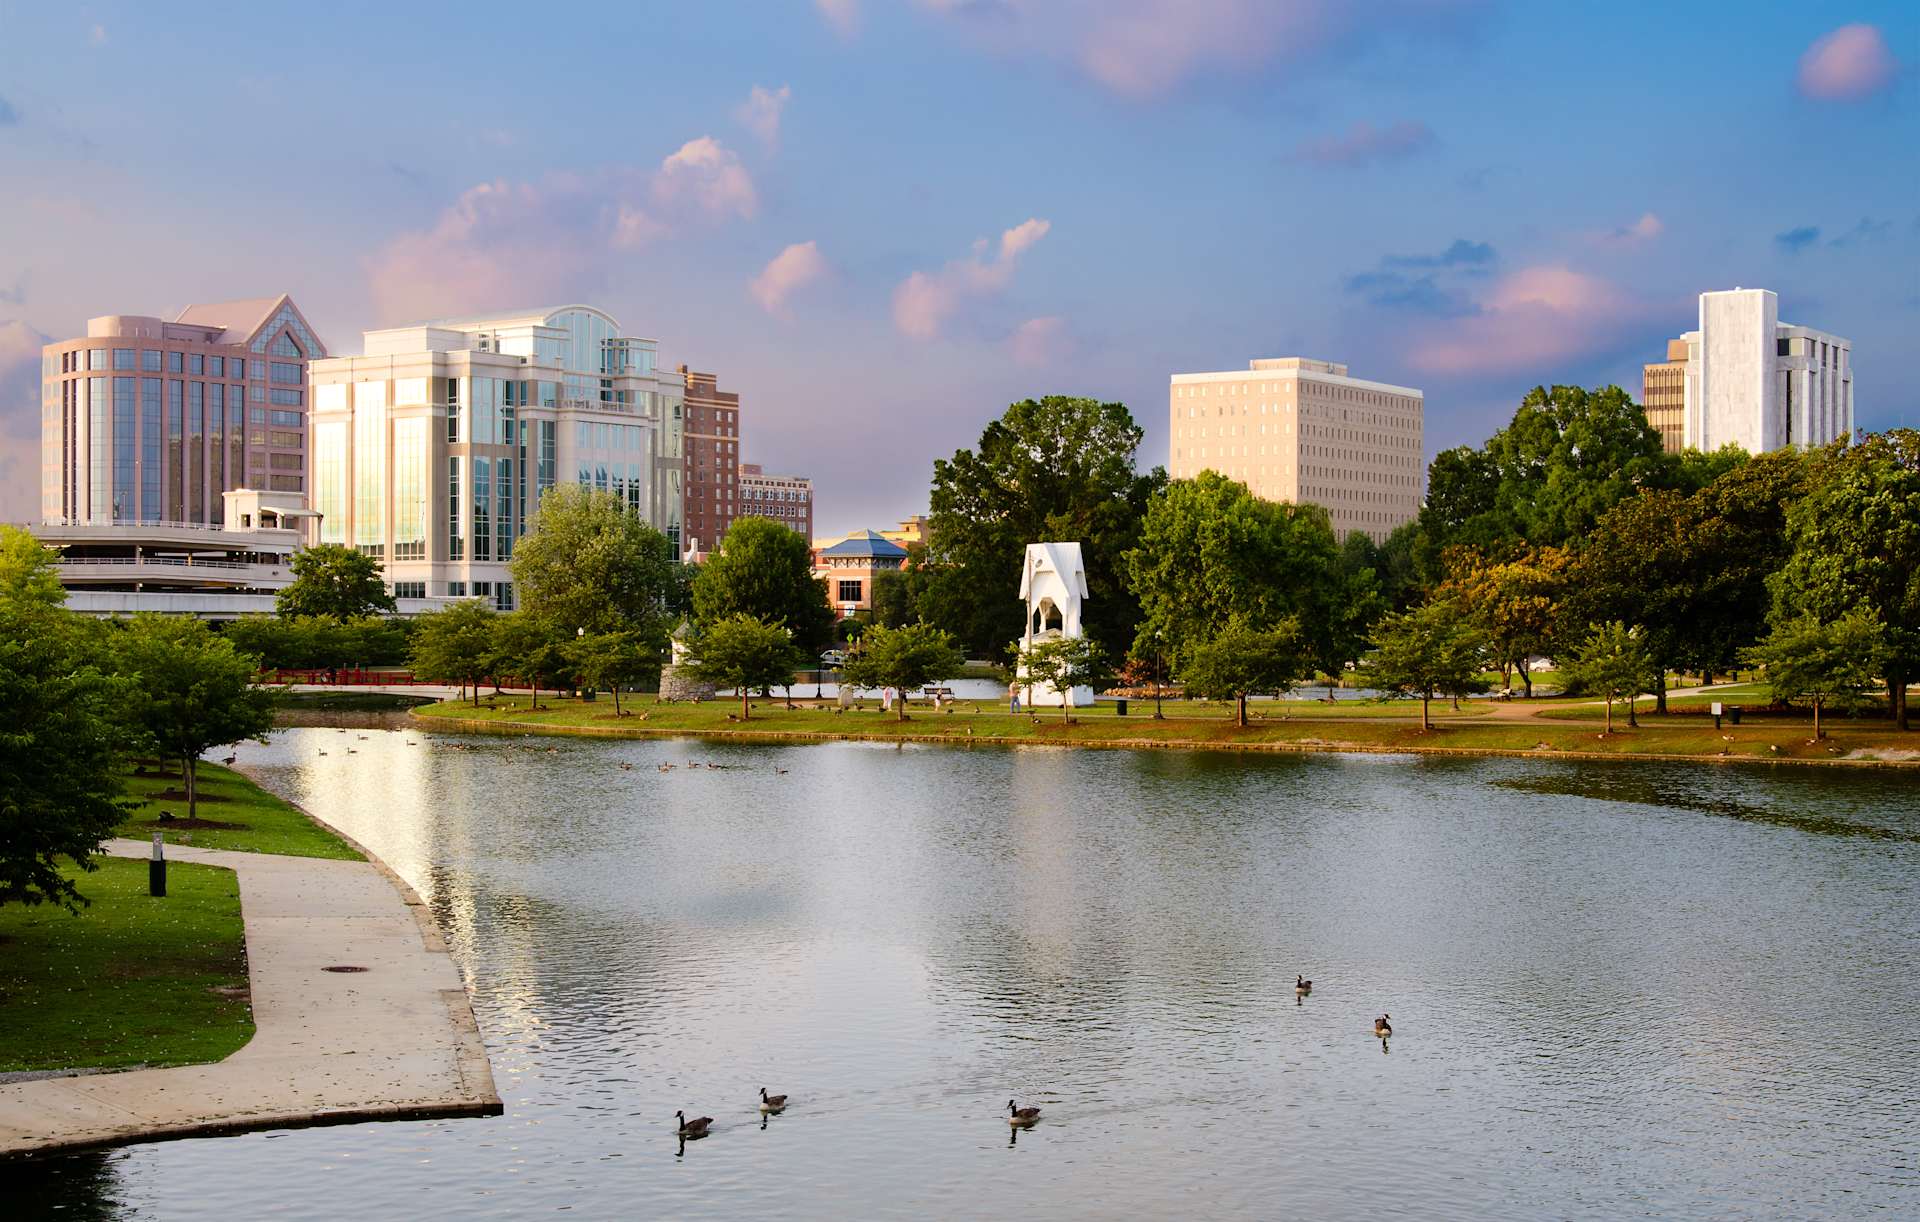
750;241;830;317
1008;315;1070;366
817;0;860;38
368;138;756;323
892;218;1052;339
1797;24;1898;101
1296;118;1434;167
1597;211;1664;245
1405;265;1649;377
735;84;791;150
919;1;1480;99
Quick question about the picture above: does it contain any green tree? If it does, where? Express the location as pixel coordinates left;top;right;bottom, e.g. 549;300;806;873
1309;534;1388;698
490;613;573;710
1358;601;1489;731
1568;621;1658;732
1768;430;1920;730
927;396;1165;661
276;544;396;619
0;527;129;911
1442;545;1570;697
1014;635;1108;725
408;601;499;704
869;546;938;630
1125;471;1339;670
690;614;807;721
690;516;834;653
568;629;664;716
1180;622;1309;727
115;615;275;820
511;484;677;638
1743;608;1890;740
839;622;965;720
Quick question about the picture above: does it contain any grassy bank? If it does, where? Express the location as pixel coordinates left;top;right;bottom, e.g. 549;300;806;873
413;694;1918;765
121;761;361;861
0;858;252;1074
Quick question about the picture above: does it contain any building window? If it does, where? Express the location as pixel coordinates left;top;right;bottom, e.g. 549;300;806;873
271;388;303;407
448;582;467;597
837;580;862;603
167;351;184;373
270;361;302;385
140;350;162;372
392;581;426;600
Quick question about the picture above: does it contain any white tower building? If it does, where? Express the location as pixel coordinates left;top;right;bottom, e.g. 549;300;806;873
1680;288;1853;453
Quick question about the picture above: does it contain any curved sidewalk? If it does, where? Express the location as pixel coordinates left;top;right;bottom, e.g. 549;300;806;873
0;840;501;1158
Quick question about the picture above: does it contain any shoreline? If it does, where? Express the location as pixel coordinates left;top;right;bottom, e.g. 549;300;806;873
409;709;1920;770
0;798;502;1160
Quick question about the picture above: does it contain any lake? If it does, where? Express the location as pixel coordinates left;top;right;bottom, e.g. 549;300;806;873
9;729;1918;1219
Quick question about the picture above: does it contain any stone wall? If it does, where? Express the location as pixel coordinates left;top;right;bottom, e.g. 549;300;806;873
658;664;715;702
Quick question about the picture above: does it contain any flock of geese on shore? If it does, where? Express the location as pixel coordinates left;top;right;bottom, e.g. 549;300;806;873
672;979;1396;1151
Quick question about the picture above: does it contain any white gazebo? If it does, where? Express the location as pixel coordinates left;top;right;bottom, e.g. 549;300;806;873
1017;541;1094;707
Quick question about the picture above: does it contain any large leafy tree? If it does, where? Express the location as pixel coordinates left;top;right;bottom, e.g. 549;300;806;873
1181;622;1309;727
1358;601;1488;731
1441;545;1569;697
1309;534;1388;697
115;615;275;820
839;622;965;721
1744;608;1889;740
1124;471;1339;669
512;484;677;639
1768;430;1920;729
568;629;663;717
690;614;807;721
409;601;500;704
0;527;130;911
927;396;1165;661
277;544;396;619
489;612;573;710
690;515;834;654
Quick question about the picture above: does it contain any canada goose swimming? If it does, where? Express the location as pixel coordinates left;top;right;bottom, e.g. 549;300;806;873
1008;1100;1041;1125
1295;975;1312;994
675;1110;712;1137
760;1087;787;1112
1374;1014;1392;1038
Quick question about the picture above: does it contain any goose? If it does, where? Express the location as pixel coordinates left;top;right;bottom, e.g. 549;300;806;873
759;1087;787;1112
1374;1014;1392;1038
620;762;634;771
1295;975;1312;995
774;767;789;775
1008;1100;1041;1125
220;754;237;765
675;1110;712;1137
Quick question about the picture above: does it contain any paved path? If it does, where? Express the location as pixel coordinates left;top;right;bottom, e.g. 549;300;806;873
0;841;500;1158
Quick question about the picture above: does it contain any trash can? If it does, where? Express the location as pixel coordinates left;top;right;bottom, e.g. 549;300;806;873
1729;706;1742;725
1115;698;1128;717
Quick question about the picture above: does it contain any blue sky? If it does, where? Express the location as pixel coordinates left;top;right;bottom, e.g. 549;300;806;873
1;1;1914;532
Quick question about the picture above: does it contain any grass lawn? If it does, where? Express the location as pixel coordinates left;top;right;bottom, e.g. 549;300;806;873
0;857;252;1074
119;761;361;861
414;692;1918;764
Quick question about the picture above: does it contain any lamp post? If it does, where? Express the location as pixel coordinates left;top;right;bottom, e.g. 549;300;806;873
1152;629;1165;720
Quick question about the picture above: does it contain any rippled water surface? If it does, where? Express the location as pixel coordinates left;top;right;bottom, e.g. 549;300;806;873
11;731;1919;1219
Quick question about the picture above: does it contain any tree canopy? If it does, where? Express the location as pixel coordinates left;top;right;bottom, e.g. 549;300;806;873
1014;634;1107;724
1181;622;1309;727
115;615;275;820
689;614;806;720
691;515;835;654
1358;600;1488;730
511;484;678;638
409;601;500;704
926;396;1164;661
839;622;965;720
1568;620;1658;731
277;544;396;619
1744;608;1889;740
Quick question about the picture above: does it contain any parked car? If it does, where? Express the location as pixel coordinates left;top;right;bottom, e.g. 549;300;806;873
819;649;847;667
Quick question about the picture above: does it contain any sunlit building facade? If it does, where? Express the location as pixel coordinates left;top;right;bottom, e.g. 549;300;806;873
737;463;813;538
1665;289;1853;453
306;306;684;609
40;295;326;525
1169;357;1424;543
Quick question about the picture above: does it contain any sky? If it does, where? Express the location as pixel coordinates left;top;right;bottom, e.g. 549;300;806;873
0;0;1915;534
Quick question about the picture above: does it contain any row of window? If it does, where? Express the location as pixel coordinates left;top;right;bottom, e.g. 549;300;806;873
63;348;272;379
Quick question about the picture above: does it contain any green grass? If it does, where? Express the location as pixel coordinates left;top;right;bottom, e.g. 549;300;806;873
0;857;253;1073
119;761;362;861
414;691;1917;763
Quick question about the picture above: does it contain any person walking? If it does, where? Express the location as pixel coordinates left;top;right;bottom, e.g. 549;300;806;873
1009;683;1021;715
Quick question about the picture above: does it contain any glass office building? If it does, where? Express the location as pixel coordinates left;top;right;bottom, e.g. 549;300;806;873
306;305;684;609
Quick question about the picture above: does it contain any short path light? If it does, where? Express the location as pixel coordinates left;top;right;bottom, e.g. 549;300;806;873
149;833;167;898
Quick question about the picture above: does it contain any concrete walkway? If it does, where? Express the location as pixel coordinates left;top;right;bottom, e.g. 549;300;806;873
0;840;500;1158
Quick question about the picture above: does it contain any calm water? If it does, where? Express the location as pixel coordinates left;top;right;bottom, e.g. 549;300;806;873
10;730;1919;1219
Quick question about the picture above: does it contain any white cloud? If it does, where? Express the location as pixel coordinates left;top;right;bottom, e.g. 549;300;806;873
1405;265;1651;377
1598;212;1664;245
1797;24;1899;102
655;136;758;220
1008;315;1070;366
892;218;1052;339
750;241;830;317
736;84;792;150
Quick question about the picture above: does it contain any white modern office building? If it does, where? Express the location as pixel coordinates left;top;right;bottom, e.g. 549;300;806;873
305;306;685;609
1672;288;1853;453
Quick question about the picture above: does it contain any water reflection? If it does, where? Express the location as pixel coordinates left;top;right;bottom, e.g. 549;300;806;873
8;734;1917;1219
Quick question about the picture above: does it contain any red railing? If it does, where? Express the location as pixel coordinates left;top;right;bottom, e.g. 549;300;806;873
262;668;433;686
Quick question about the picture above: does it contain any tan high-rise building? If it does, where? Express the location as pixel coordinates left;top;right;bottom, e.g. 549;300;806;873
1168;357;1423;542
738;463;813;538
1642;337;1689;453
679;366;740;551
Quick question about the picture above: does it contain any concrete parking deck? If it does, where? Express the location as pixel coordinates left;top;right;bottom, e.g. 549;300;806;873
0;840;500;1158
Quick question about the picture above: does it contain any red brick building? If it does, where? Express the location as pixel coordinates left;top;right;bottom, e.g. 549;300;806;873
677;366;739;552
